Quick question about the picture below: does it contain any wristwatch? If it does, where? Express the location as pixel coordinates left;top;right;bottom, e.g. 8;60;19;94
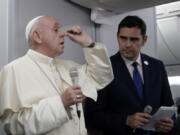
87;42;95;48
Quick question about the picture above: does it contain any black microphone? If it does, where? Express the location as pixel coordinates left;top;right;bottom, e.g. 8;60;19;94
69;67;81;118
133;105;152;133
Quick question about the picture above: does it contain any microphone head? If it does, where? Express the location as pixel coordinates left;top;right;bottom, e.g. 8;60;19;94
144;105;152;114
69;67;78;85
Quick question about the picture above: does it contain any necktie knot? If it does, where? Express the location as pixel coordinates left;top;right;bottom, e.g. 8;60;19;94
132;62;138;68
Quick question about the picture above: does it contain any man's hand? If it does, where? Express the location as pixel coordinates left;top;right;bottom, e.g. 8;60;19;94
60;85;84;108
155;117;174;133
65;26;93;47
126;112;152;129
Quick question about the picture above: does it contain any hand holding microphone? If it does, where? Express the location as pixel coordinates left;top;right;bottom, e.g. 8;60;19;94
61;67;83;114
69;67;83;118
126;105;152;132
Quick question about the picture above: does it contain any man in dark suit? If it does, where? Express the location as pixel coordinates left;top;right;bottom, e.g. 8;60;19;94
84;16;174;135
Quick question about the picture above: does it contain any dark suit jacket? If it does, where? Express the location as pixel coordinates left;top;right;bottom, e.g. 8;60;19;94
84;52;174;135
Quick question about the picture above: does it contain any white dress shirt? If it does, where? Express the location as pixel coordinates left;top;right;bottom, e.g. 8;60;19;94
122;53;144;82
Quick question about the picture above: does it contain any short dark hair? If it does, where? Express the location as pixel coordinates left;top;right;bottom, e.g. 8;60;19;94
117;15;146;36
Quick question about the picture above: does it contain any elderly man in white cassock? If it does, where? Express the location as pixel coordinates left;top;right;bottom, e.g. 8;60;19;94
0;16;113;135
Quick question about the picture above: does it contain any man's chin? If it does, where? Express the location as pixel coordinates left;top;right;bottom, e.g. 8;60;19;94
123;54;134;61
59;50;64;55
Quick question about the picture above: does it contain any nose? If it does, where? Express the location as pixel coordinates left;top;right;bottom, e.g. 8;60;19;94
125;39;132;47
59;31;65;38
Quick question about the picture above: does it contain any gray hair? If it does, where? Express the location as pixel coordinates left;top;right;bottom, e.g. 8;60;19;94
25;16;44;45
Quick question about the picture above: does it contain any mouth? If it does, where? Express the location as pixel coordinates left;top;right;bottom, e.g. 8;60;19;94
122;49;131;53
59;41;64;46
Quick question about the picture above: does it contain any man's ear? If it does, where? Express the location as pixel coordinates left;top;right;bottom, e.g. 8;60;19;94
142;35;148;45
32;30;42;44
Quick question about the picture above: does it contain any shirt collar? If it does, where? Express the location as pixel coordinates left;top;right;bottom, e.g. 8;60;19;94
121;53;142;66
27;49;54;64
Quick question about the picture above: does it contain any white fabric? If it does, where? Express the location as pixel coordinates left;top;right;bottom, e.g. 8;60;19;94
0;43;113;135
29;49;53;64
25;16;44;43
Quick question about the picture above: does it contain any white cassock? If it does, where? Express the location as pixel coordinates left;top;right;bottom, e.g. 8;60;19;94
0;43;113;135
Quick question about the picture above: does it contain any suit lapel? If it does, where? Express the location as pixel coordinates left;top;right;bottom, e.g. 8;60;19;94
115;53;143;106
141;54;151;105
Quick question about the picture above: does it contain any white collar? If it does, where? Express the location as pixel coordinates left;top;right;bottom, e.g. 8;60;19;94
122;53;142;66
27;49;54;64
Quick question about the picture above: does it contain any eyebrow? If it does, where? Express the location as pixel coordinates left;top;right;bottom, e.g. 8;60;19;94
54;22;61;28
119;36;140;41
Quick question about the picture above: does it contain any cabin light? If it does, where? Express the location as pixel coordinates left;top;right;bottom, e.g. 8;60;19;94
96;7;105;11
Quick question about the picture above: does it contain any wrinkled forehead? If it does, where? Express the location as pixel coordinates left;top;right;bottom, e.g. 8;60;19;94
38;16;61;28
